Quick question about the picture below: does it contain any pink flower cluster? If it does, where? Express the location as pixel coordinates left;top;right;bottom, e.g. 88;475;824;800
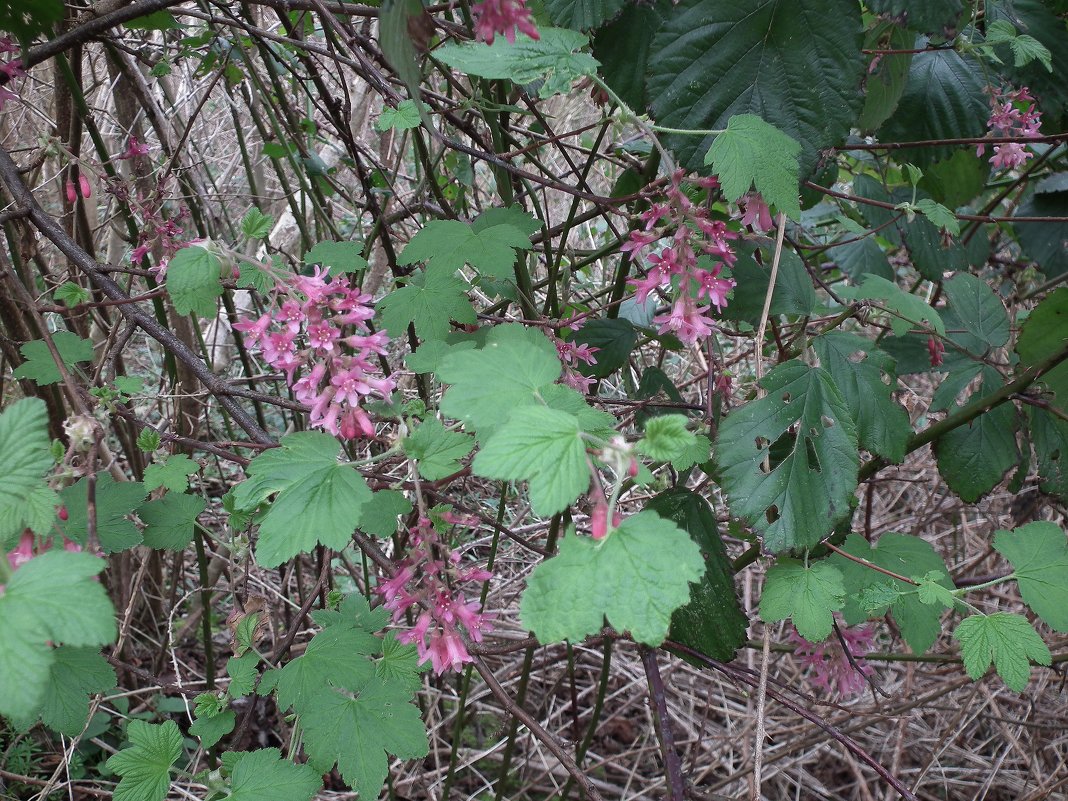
978;86;1043;171
236;267;394;439
471;0;539;44
626;171;738;345
0;37;23;111
786;618;876;699
3;527;83;594
377;515;494;675
555;337;599;394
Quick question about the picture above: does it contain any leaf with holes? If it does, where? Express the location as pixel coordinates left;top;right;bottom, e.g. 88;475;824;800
715;360;859;552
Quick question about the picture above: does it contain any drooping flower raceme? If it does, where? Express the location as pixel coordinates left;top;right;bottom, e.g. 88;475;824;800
555;336;600;394
235;267;395;439
470;0;539;44
626;171;739;346
786;618;876;699
377;516;494;675
978;85;1043;171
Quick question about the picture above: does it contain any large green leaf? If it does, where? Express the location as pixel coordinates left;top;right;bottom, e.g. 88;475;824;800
0;551;115;721
878;49;987;167
647;489;747;661
38;647;116;736
993;521;1068;632
828;532;952;653
570;318;637;378
473;406;589;515
1016;287;1068;413
813;332;910;462
715;361;859;552
166;245;223;318
0;398;58;544
1014;183;1068;278
720;245;819;324
106;720;182;801
12;331;94;386
646;0;865;174
226;749;322;801
397;218;533;279
865;0;962;34
954;612;1050;692
376;266;477;341
942;273;1010;350
705;114;802;219
230;433;372;567
435;29;599;98
826;237;894;282
520;511;705;645
59;472;147;553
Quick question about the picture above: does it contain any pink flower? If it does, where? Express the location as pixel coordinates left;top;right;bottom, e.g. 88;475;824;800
78;175;92;199
7;533;34;572
116;136;151;160
927;336;945;368
655;296;714;345
739;192;773;232
979;85;1042;170
695;265;735;312
787;619;875;699
471;0;539;43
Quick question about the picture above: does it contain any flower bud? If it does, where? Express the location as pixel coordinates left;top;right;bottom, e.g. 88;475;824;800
64;180;77;204
78;175;92;198
57;505;69;522
590;498;609;540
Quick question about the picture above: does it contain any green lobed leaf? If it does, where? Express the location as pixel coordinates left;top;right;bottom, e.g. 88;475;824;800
705;114;802;220
942;273;1010;349
38;647;116;737
569;318;637;378
398;219;532;279
189;709;235;749
143;453;198;493
0;398;59;544
987;0;1068;126
0;0;63;42
230;432;372;568
473;406;589;516
647;489;747;661
435;324;561;436
12;331;94;386
715;360;859;552
303;241;368;275
520;511;706;645
828;532;953;653
758;559;845;642
241;207;273;239
954;612;1051;692
638;414;696;462
376;267;477;341
993;521;1068;632
357;490;412;537
435;29;600;98
226;651;260;697
646;0;865;175
375;100;421;132
58;472;146;553
912;198;960;235
226;748;322;801
837;274;945;337
271;626;380;714
166;245;224;318
813;332;910;462
138;493;206;551
105;720;182;801
403;418;474;481
54;281;91;308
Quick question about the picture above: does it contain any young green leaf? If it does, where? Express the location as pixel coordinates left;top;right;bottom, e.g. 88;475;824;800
473;406;589;516
166;244;223;318
954;612;1051;692
138;493;206;551
915;571;957;609
435;324;561;435
993;521;1068;632
758;559;845;642
230;432;372;567
105;720;183;801
398;219;532;280
241;207;274;239
226;748;322;801
375;99;421;131
403;418;474;480
520;511;705;645
38;647;116;737
912;198;960;235
189;708;235;749
226;651;260;697
303;241;368;275
54;281;90;307
59;472;147;553
705;114;802;220
12;331;94;386
715;360;859;552
0;398;59;543
435;28;599;98
638;414;696;461
357;490;413;537
828;532;953;653
136;428;162;453
376;267;477;341
143;453;198;493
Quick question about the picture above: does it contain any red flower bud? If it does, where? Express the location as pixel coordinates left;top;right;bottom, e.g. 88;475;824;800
78;175;92;199
590;499;609;540
57;505;69;522
627;458;639;478
612;511;623;528
64;180;77;204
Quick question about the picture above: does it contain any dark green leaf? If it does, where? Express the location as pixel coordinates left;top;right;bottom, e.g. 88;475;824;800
987;0;1068;126
720;245;819;324
1016;287;1068;412
827;237;894;282
1015;186;1068;278
646;0;865;175
865;0;962;34
544;0;626;30
715;361;859;552
59;473;146;553
1031;407;1068;500
859;23;914;131
942;273;1010;349
570;318;636;378
592;2;665;110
